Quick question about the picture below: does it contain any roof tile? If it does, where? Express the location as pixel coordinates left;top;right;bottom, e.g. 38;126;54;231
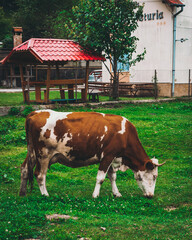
5;38;105;63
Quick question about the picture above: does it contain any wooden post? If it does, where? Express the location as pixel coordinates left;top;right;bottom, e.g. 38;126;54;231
84;61;89;101
45;64;51;103
10;65;14;88
154;69;158;99
75;62;78;102
188;69;191;96
36;65;38;81
19;64;29;103
68;84;74;99
56;63;65;99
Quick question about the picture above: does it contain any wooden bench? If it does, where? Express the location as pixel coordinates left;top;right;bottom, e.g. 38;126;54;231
88;82;111;95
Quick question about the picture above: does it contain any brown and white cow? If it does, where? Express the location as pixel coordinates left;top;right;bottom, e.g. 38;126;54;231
19;110;165;198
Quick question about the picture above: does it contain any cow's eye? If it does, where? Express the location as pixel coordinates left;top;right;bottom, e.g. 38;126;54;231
153;175;157;181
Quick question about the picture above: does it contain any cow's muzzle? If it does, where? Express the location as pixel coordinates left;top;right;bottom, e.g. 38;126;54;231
145;194;154;199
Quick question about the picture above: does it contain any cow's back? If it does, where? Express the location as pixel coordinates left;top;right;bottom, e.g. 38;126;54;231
25;110;127;161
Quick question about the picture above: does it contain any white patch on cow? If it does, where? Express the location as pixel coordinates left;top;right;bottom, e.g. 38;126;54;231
119;165;129;172
99;113;105;117
92;170;106;198
111;158;122;172
40;110;72;141
87;154;98;162
133;159;159;198
38;111;74;158
56;132;74;160
111;157;129;172
101;152;104;159
100;134;105;141
108;169;122;197
100;126;108;142
39;176;49;196
101;144;103;149
118;117;126;134
151;158;158;165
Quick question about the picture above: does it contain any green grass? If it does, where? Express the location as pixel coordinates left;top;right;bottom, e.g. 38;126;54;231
0;91;154;106
0;100;192;239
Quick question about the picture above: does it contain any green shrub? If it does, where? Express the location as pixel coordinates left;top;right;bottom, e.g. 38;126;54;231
21;106;34;117
8;107;21;116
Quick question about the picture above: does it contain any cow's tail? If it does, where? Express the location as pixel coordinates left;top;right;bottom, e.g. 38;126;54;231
25;114;36;191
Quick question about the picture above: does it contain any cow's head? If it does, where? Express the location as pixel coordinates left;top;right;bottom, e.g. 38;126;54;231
134;158;165;198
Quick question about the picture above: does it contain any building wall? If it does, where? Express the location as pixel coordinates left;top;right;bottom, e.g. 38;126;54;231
174;0;192;84
102;0;192;97
158;83;191;97
130;0;173;84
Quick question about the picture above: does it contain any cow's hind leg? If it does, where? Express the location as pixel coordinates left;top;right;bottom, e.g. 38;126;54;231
19;151;35;196
108;166;122;197
35;157;49;196
19;155;29;196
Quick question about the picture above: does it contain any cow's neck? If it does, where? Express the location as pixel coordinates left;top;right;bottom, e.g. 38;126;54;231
123;154;150;172
124;132;151;171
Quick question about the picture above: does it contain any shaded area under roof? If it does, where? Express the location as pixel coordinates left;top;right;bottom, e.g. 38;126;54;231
1;38;106;64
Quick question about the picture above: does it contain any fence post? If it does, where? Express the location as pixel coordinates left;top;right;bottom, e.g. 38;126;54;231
188;69;191;96
154;69;158;99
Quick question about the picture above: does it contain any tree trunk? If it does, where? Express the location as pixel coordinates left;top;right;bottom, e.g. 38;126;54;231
112;57;119;100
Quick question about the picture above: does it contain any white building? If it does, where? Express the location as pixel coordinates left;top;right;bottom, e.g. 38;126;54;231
102;0;192;97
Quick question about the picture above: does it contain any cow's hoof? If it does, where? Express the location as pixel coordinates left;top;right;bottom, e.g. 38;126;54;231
92;194;99;198
114;193;122;198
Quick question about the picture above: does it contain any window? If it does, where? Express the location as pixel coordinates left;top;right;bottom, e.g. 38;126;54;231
117;54;129;72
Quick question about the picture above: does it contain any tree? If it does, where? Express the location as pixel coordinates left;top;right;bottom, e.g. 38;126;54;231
11;0;79;41
0;7;12;48
63;0;145;100
0;0;79;47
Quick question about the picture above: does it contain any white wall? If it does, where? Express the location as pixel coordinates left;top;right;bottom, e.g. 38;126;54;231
102;58;111;82
174;0;192;83
130;0;173;83
102;0;192;84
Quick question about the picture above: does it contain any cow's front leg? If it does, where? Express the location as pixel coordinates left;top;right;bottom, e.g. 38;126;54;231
92;155;113;198
108;166;122;197
92;170;107;198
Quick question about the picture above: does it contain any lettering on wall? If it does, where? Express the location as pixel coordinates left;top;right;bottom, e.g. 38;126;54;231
139;10;164;21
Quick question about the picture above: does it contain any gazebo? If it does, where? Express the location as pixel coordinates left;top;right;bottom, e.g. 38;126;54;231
1;38;105;104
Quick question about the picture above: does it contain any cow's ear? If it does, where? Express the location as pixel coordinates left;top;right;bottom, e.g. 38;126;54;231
145;161;155;170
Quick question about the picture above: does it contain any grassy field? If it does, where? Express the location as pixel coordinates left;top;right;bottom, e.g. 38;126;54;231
0;91;155;106
0;100;192;240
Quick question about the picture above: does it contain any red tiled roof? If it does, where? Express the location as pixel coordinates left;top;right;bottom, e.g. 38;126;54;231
163;0;184;6
2;38;106;64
